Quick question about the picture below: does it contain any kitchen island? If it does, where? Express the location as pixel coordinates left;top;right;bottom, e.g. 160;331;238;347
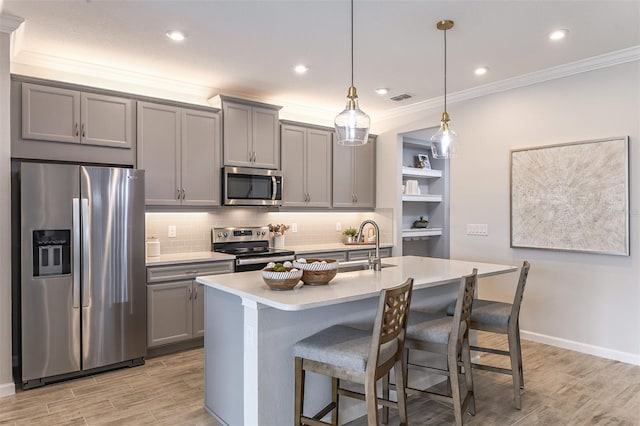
197;256;517;426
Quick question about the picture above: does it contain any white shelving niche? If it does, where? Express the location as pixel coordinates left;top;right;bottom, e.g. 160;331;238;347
400;130;450;259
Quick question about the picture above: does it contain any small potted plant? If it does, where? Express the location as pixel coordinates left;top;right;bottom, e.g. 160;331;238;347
412;216;429;229
342;227;358;243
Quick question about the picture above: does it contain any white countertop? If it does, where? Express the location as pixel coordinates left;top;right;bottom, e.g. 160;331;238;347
197;256;518;311
286;242;393;254
146;251;235;266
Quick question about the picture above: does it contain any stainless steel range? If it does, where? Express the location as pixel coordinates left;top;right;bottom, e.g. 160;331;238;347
212;226;295;272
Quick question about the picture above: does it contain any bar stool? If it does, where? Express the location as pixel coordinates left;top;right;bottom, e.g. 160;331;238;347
446;260;530;409
403;269;478;426
293;278;414;426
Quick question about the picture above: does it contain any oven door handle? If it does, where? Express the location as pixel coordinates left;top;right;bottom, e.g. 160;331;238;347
236;255;295;266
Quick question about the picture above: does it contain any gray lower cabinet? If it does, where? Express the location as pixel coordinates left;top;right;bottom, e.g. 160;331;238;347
21;82;133;148
137;102;221;206
146;260;233;348
281;123;332;207
297;248;391;263
347;247;392;261
333;135;376;209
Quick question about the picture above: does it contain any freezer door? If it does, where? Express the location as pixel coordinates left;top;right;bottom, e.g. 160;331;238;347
20;163;81;382
80;166;146;370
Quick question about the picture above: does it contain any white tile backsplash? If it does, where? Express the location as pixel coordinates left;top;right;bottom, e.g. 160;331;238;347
145;208;393;255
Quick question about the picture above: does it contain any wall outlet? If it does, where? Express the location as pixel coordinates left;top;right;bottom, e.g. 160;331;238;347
168;225;177;238
336;222;342;232
466;224;488;236
291;223;298;233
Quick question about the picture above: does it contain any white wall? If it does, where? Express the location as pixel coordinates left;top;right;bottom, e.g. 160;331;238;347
376;61;640;364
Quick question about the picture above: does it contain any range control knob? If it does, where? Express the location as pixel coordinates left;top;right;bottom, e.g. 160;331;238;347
261;230;267;236
223;232;228;238
217;232;224;238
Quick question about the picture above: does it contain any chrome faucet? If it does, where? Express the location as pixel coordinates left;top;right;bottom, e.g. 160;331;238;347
357;220;381;271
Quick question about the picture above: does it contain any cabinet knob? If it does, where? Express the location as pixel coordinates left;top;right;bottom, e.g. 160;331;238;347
75;123;79;137
81;123;85;138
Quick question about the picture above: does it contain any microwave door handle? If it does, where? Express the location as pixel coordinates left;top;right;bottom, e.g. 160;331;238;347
271;176;277;200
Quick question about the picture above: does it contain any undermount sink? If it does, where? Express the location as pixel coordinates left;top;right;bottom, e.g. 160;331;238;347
337;263;396;273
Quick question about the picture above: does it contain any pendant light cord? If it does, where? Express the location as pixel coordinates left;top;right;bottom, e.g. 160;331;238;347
443;26;447;114
351;0;354;88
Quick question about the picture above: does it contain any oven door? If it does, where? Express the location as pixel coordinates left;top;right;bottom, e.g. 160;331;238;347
235;254;295;272
223;166;282;206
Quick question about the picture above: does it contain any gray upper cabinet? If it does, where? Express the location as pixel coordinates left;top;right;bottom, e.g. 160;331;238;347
137;101;221;206
281;123;332;208
22;83;133;148
332;135;376;209
216;96;281;169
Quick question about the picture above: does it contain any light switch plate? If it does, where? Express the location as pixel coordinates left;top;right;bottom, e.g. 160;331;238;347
466;224;488;236
336;222;342;232
291;223;298;233
168;225;177;238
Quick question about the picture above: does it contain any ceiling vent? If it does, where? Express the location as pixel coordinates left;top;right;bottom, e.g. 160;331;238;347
389;93;412;102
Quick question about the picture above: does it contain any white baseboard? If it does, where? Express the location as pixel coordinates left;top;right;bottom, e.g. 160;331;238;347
0;381;16;398
521;330;640;366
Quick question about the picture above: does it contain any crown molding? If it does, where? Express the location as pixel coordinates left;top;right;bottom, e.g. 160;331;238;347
0;13;24;33
374;46;640;123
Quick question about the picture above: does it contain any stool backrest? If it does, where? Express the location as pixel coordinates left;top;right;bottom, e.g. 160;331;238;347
367;278;414;373
510;261;531;325
449;269;478;356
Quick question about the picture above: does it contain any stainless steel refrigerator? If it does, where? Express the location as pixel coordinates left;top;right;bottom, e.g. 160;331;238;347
16;162;146;388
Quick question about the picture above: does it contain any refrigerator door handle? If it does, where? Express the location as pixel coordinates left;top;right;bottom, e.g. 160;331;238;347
81;198;91;308
72;198;81;309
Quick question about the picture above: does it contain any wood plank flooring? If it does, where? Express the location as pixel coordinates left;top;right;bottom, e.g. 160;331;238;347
0;332;638;425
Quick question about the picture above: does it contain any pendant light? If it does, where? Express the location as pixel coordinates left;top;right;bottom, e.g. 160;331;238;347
430;19;457;159
334;0;370;146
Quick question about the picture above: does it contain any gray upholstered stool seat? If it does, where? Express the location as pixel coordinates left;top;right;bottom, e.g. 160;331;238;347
293;325;398;373
446;299;511;329
407;311;454;344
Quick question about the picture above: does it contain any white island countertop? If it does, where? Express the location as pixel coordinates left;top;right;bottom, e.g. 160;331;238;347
196;255;518;311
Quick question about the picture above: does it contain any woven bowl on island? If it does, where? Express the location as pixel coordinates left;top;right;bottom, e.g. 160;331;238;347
262;267;303;291
293;259;339;286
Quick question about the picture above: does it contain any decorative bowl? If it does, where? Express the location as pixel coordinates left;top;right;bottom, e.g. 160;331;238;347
262;267;302;291
293;259;339;285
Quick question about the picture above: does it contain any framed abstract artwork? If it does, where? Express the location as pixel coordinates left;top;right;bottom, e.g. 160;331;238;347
510;136;629;256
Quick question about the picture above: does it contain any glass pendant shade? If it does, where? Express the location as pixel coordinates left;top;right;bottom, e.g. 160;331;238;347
335;86;370;146
430;112;457;159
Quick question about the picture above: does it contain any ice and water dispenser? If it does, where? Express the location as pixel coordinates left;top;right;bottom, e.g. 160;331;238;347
32;230;71;277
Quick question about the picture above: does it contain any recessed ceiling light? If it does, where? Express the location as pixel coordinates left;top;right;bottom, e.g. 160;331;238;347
294;64;308;74
375;88;389;95
474;67;489;76
549;29;568;41
166;30;186;42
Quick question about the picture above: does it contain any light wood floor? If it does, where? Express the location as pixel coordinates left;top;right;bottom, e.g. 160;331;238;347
1;333;638;425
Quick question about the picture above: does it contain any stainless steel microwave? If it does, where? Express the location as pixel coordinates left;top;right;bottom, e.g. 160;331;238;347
223;166;283;206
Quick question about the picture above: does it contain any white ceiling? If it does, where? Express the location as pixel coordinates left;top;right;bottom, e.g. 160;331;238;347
2;0;639;124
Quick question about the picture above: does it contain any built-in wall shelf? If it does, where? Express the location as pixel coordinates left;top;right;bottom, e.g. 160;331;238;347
402;228;443;240
402;166;442;179
402;194;443;202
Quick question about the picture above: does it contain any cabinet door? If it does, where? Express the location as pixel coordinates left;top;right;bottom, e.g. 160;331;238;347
137;102;181;205
281;125;307;206
306;129;332;207
22;83;80;144
332;140;355;207
193;283;205;338
252;107;279;169
353;137;376;208
147;281;193;347
181;109;221;206
223;102;252;167
81;92;133;148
